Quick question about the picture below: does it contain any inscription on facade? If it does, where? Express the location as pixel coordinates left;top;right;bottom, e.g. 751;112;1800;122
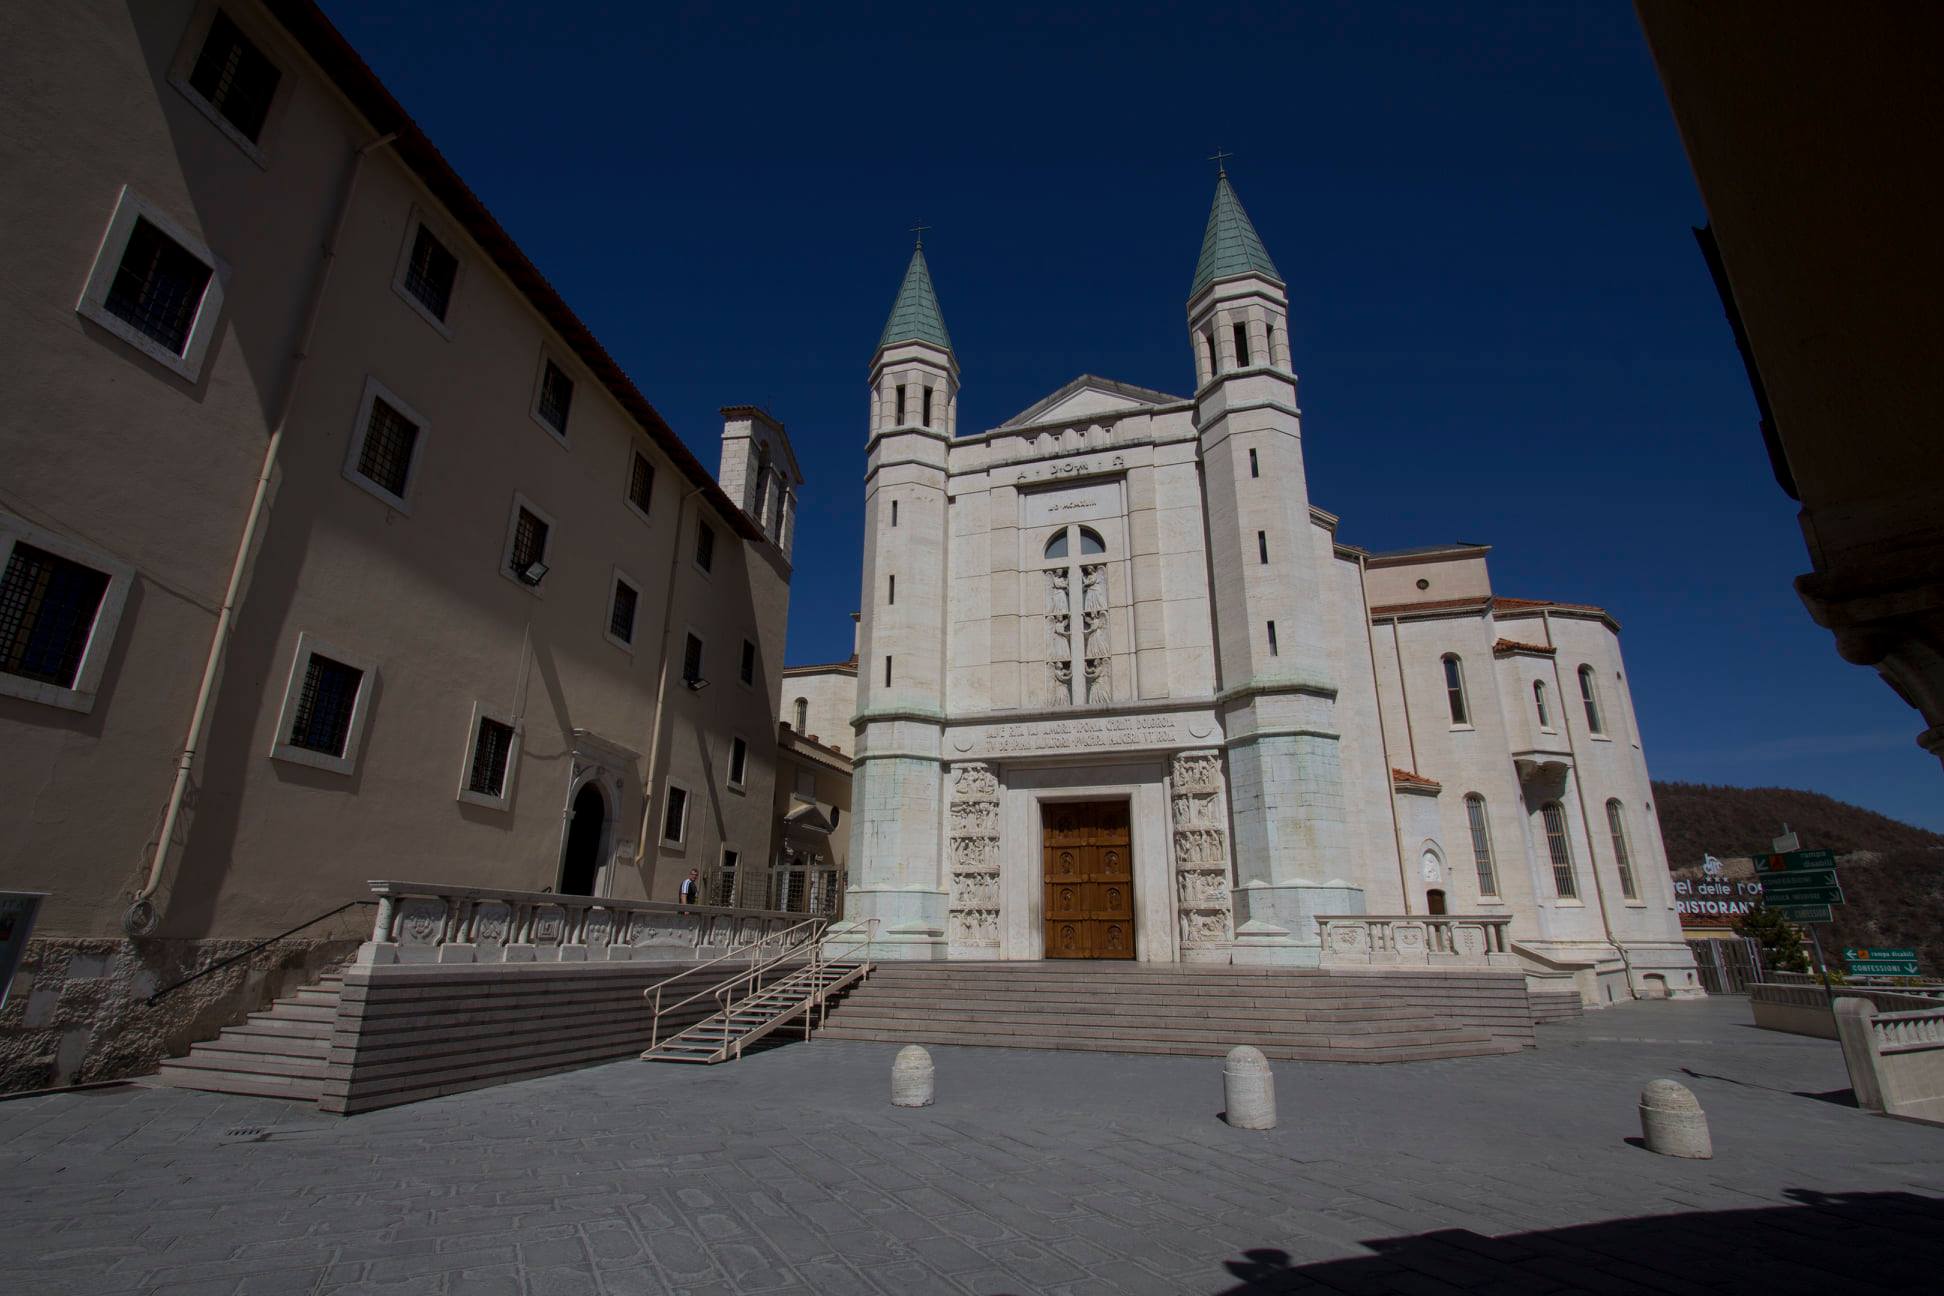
985;714;1179;754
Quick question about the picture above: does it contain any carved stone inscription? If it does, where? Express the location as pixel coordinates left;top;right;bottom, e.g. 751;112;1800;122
1170;750;1234;950
947;762;1001;948
986;714;1178;754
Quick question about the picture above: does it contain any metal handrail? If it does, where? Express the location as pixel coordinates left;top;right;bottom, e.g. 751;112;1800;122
646;916;827;1050
717;919;880;1060
146;899;376;1005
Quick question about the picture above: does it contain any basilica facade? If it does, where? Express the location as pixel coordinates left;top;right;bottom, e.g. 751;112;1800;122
834;174;1698;1003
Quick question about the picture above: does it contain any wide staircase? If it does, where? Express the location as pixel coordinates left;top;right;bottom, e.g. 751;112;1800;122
157;967;343;1101
818;962;1534;1062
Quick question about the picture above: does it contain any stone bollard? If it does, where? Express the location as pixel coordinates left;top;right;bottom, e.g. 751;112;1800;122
1223;1045;1276;1130
1638;1079;1712;1158
892;1045;934;1108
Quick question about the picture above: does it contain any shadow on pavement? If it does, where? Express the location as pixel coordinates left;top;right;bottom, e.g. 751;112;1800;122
1208;1189;1939;1294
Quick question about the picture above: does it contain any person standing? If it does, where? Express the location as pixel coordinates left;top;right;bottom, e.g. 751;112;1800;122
679;868;702;907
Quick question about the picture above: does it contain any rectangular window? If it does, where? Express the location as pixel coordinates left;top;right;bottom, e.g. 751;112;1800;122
289;653;363;757
1233;322;1251;367
1257;531;1268;564
510;508;548;577
662;784;688;845
536;360;574;436
717;849;739;906
187;11;281;144
728;735;748;787
1607;801;1639;900
888;574;896;605
683;632;703;683
739;639;756;687
402;225;458;322
1542;802;1577;899
922;388;934;427
628;452;655;516
0;544;109;689
104;218;214;358
1443;655;1469;726
1266;621;1278;656
891;499;899;527
1465;795;1498;897
609;578;638;644
355;396;420;500
895;385;907;425
1249;448;1259;479
884;655;893;687
695;521;715;572
468;717;515;797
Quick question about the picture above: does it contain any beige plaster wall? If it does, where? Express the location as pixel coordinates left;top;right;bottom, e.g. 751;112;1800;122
779;666;859;753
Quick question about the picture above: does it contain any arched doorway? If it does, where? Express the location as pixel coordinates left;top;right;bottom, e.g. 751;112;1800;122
560;781;606;896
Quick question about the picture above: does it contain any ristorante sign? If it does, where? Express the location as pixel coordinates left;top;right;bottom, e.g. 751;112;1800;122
1673;875;1765;926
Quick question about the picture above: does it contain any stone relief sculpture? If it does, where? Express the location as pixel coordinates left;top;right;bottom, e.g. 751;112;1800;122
1169;749;1234;950
947;761;1001;949
1081;563;1110;704
1046;569;1073;706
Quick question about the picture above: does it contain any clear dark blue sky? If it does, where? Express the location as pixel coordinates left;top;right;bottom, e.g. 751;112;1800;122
317;1;1942;836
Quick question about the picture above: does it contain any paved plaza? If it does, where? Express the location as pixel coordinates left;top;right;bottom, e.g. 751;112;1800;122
5;998;1941;1295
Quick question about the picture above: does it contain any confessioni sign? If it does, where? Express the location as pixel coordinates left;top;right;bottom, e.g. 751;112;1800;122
1673;876;1765;926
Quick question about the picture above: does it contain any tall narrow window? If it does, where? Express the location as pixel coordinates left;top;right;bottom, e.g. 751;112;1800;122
682;633;703;683
187;11;282;144
468;717;515;798
1257;531;1268;564
1;544;110;689
1232;322;1250;367
1442;654;1469;726
695;521;715;572
1578;665;1604;734
1266;621;1279;656
1533;679;1551;729
1606;800;1639;900
1464;794;1498;896
891;500;899;527
608;578;638;645
662;784;689;845
793;697;808;731
884;655;893;686
888;574;895;605
1249;448;1259;478
740;639;756;687
509;508;548;579
1203;330;1217;376
728;736;748;787
402;225;458;322
354;396;420;502
1541;801;1577;898
922;388;933;427
895;385;906;425
289;653;363;757
536;360;574;436
628;451;655;517
1264;322;1276;367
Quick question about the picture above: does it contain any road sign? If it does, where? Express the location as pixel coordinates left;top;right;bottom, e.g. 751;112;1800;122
1843;947;1916;962
1764;885;1844;905
1847;959;1921;977
1768;902;1833;923
1758;869;1839;893
1755;848;1837;872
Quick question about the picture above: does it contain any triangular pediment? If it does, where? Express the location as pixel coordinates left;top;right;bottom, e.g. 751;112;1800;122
998;374;1184;430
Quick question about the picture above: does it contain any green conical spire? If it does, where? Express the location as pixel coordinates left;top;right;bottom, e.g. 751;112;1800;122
877;242;954;354
1190;172;1283;297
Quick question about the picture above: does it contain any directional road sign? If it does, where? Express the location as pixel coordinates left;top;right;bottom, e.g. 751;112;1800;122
1759;869;1840;893
1843;946;1916;962
1768;902;1834;923
1762;885;1844;905
1848;958;1921;977
1755;848;1837;872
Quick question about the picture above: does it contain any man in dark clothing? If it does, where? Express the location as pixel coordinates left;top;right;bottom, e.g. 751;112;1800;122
679;869;701;906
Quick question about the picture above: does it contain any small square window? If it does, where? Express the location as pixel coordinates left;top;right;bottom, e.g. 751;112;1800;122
739;639;756;687
608;576;638;647
1;543;110;690
628;452;655;518
187;11;281;144
662;783;690;846
77;188;226;382
468;717;515;797
357;397;419;499
683;632;704;684
511;510;547;574
289;653;362;757
695;521;715;573
728;735;748;788
402;225;458;322
535;359;573;438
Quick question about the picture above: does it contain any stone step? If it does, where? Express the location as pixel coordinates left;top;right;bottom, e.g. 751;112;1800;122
156;1063;326;1101
285;988;342;1008
225;1017;334;1042
815;1026;1519;1064
163;1047;329;1081
836;988;1517;1018
193;1030;330;1058
250;1003;336;1024
857;974;1526;999
870;965;1521;986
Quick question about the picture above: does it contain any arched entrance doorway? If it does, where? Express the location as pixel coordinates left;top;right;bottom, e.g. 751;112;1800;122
560;781;607;896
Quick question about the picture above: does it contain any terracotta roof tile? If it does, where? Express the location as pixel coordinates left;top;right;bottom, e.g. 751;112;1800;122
1391;768;1443;790
1492;638;1556;655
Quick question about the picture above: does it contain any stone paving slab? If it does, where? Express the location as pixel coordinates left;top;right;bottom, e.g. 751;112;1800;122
2;998;1941;1294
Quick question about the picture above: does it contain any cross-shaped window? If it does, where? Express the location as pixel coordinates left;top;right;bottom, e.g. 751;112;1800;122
1039;525;1111;706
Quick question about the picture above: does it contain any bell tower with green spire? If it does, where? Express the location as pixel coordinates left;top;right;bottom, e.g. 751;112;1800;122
1190;166;1365;964
839;234;960;959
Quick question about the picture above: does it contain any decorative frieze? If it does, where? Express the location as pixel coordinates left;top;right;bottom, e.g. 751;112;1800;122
1169;750;1233;952
947;761;1001;949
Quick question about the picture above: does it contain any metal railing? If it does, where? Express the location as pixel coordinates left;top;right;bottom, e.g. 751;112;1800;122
645;918;880;1059
146;899;375;1005
644;916;827;1051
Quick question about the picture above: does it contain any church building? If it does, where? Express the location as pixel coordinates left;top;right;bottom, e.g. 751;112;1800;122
834;173;1698;1004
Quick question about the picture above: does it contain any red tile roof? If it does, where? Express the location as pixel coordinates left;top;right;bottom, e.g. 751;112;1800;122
1391;768;1443;790
1492;638;1556;655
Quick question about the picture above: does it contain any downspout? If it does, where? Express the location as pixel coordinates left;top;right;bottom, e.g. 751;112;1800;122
126;131;400;936
1546;607;1634;997
1358;556;1414;914
631;483;712;899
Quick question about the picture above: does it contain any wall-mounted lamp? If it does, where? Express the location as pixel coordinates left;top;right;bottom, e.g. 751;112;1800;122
684;676;710;692
517;559;550;587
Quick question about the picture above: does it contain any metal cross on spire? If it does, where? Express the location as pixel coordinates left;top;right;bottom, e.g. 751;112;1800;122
1208;149;1234;177
910;220;931;249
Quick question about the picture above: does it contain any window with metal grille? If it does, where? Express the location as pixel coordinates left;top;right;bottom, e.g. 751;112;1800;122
628;452;654;515
729;736;748;786
509;508;548;575
1464;793;1498;896
356;397;419;499
1443;654;1469;726
188;11;281;143
1578;665;1604;734
104;218;213;356
1541;801;1577;898
662;785;688;843
1606;799;1638;899
694;521;715;572
0;543;110;688
402;225;457;321
716;850;739;905
288;653;362;756
536;360;573;434
609;580;637;644
739;639;755;686
682;633;703;683
468;718;514;796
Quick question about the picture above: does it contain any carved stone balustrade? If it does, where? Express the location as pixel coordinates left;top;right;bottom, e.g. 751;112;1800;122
1314;914;1515;969
358;880;810;966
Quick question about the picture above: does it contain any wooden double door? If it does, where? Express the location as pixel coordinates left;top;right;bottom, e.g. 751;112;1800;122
1042;800;1135;959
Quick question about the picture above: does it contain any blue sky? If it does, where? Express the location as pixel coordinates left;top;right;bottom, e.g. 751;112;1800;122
317;1;1942;835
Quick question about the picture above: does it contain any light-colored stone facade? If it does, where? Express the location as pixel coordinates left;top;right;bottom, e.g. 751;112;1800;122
834;182;1698;1003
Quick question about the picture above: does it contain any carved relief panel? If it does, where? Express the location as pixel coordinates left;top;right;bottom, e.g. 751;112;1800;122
1169;749;1234;951
947;761;1002;950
